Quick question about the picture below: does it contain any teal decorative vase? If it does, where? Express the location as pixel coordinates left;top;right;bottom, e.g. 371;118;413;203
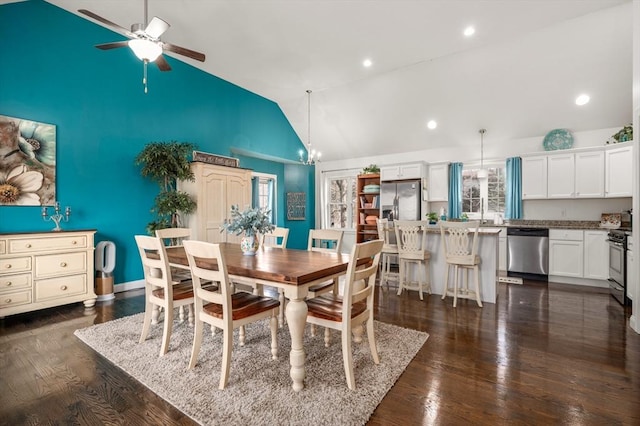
240;235;259;255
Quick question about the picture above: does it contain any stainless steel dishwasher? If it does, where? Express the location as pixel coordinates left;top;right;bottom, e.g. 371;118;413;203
507;227;549;282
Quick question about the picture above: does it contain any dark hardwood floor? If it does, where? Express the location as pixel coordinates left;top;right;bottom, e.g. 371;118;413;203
1;280;639;425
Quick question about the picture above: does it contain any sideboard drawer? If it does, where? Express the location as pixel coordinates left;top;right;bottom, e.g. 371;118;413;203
0;256;32;274
9;235;88;254
35;275;86;302
0;273;32;292
0;240;6;255
35;252;87;278
0;290;32;309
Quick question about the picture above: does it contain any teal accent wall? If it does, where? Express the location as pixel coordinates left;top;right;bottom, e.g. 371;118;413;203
0;0;315;284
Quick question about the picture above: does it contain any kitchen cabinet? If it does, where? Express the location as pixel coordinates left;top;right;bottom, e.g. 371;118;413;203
428;163;448;201
522;155;547;199
179;162;252;244
547;153;574;198
583;230;609;280
380;163;423;181
574;150;605;197
0;230;96;318
549;229;583;278
547;150;605;199
498;228;507;271
605;144;633;198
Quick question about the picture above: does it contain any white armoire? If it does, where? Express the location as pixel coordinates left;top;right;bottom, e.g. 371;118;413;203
178;162;252;243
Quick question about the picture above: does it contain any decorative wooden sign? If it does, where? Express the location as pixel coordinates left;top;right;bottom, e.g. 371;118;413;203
287;192;306;220
192;151;239;168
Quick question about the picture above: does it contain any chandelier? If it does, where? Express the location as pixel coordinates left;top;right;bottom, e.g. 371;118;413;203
299;89;321;165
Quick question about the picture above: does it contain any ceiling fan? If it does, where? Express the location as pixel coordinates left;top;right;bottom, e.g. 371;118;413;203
78;0;205;92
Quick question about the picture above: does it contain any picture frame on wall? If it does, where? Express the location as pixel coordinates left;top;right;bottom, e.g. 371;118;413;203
0;114;56;206
286;192;306;220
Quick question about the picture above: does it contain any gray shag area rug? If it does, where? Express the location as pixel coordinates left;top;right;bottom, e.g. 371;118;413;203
74;312;428;425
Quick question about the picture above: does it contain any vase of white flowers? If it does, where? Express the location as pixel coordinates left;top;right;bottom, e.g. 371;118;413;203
222;205;276;255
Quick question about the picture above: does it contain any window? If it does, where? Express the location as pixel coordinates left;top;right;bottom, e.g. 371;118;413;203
252;173;276;224
462;165;505;218
325;174;357;229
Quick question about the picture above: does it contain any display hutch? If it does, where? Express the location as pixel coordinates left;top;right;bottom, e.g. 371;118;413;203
356;173;381;243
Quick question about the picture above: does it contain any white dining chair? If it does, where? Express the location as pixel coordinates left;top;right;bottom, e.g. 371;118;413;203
260;226;290;327
440;220;483;307
376;218;399;289
306;229;344;298
305;239;384;390
183;239;280;389
135;234;196;356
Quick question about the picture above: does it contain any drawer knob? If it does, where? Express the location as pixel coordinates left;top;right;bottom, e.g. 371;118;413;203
60;285;68;291
60;262;67;267
5;298;11;303
4;264;11;269
6;282;11;286
72;240;77;245
26;243;32;248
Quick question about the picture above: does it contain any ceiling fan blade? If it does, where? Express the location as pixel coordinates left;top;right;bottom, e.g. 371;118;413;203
145;17;170;39
78;9;135;38
155;55;172;72
95;41;129;51
162;42;205;62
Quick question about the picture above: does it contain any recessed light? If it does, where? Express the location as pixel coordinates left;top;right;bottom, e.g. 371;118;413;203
463;26;475;37
363;59;373;68
575;94;590;106
427;120;437;130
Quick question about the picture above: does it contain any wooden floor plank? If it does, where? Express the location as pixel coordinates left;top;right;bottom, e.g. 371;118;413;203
1;282;639;425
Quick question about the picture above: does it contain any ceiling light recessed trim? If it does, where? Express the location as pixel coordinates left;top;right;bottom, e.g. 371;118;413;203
427;120;437;130
363;58;373;68
463;26;475;37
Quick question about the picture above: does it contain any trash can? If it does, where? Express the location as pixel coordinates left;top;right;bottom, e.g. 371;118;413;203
95;241;116;301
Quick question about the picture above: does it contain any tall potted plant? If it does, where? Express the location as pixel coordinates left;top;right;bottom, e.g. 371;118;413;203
135;141;197;234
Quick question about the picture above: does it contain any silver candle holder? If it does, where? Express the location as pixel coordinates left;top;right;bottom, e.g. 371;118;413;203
42;202;71;231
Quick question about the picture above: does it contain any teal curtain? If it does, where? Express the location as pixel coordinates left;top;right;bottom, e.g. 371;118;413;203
447;162;463;219
505;157;523;219
267;178;275;224
251;177;260;208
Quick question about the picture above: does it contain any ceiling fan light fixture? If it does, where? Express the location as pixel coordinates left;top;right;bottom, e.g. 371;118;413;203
128;38;162;62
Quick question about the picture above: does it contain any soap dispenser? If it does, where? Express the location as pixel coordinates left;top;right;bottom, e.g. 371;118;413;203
439;207;446;221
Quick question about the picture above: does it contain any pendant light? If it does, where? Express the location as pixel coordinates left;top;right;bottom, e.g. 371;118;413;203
477;128;488;179
299;90;321;165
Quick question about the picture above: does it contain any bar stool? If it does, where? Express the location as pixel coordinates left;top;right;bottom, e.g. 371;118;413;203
439;220;483;307
376;218;398;289
394;220;431;300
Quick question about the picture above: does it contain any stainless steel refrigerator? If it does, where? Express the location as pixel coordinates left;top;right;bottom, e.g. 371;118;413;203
380;180;421;223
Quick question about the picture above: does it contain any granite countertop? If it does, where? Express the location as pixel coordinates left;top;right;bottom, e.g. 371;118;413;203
486;220;631;232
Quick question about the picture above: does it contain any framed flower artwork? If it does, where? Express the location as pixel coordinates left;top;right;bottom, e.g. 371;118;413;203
0;114;56;206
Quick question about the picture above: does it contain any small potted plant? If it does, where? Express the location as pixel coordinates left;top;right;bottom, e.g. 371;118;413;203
426;212;438;225
460;213;469;222
221;205;276;255
361;164;380;174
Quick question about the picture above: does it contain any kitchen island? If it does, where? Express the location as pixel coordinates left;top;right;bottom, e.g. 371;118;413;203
394;223;501;304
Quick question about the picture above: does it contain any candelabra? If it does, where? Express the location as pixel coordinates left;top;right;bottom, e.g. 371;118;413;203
42;202;71;231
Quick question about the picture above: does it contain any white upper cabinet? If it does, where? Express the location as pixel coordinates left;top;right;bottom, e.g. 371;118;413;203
547;153;575;198
574;150;605;198
380;163;423;181
547;150;605;198
522;155;547;199
428;163;448;201
605;144;633;198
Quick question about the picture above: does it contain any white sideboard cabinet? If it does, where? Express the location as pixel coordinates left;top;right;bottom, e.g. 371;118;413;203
0;230;96;318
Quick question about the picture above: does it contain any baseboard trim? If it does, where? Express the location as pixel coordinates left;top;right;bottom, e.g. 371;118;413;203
114;280;145;293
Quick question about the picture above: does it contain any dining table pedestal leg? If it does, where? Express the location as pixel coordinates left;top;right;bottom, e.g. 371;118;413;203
285;296;307;392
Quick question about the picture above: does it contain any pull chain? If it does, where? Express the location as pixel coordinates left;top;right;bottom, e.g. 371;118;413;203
143;60;148;93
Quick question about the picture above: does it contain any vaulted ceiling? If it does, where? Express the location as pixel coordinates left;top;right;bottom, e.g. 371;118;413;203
42;1;634;161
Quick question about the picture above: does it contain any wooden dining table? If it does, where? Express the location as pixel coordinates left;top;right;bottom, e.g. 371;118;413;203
164;242;363;392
